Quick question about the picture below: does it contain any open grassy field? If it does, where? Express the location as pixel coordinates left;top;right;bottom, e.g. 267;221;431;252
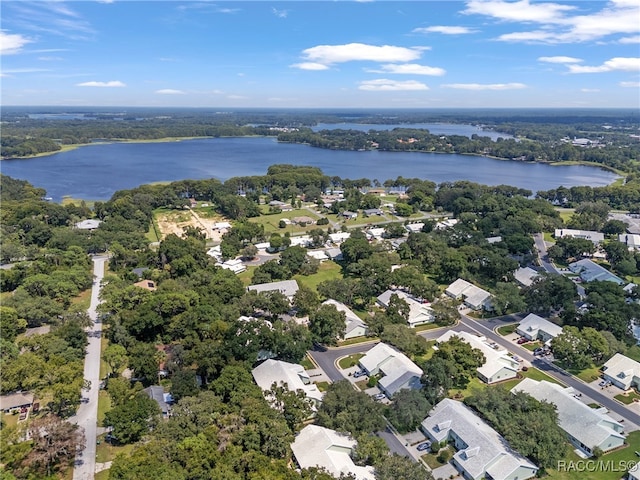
338;354;365;369
497;324;517;336
293;261;343;292
248;207;323;235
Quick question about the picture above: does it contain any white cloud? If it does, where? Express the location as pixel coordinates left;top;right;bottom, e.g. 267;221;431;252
7;2;95;40
412;26;475;35
442;82;527;90
0;31;33;55
290;62;330;71
366;63;445;76
580;88;600;92
272;7;289;18
568;57;640;73
358;79;429;91
620;81;640;87
463;0;575;23
620;36;640;44
538;56;582;64
76;80;126;87
297;43;423;67
155;89;185;95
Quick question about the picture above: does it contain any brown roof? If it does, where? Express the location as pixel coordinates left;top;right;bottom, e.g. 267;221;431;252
0;392;34;411
134;279;157;291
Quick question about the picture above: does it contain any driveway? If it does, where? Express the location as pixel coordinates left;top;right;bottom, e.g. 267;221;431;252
70;255;108;480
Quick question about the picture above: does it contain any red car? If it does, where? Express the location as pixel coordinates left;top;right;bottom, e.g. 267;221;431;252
517;338;528;344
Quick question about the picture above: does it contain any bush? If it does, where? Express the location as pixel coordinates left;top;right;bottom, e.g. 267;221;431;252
317;217;329;226
278;220;287;228
437;449;452;464
367;376;378;388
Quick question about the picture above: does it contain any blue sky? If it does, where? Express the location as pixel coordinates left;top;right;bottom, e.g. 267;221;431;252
1;0;639;108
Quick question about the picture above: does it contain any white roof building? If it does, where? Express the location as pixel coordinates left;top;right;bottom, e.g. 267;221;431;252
289;235;312;248
436;330;519;384
435;218;459;230
516;313;563;344
421;399;538;480
514;267;541;287
404;222;425;234
322;299;368;340
329;232;351;244
248;279;300;299
307;250;329;262
359;343;423;398
619;234;640;250
445;279;492;310
554;228;604;244
365;227;386;241
291;425;375;480
74;219;102;230
568;259;624;285
512;379;625;456
213;221;232;230
217;258;246;274
376;289;434;327
602;353;640;391
251;359;323;405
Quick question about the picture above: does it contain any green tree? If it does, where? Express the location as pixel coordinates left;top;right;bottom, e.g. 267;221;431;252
103;343;128;377
292;284;320;317
374;454;431;480
103;392;161;444
309;303;346;345
386;389;432;434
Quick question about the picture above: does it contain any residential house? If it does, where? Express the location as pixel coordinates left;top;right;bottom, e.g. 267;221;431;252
363;208;383;217
512;379;625;456
445;279;492;311
376;289;434;327
322;299;368;340
247;279;300;301
134;279;157;291
251;359;323;406
290;425;375;480
436;330;519;384
602;353;640;390
307;250;329;262
143;385;172;418
513;267;541;287
292;216;315;225
568;259;624;285
486;236;503;244
358;343;423;398
74;219;102;230
0;392;34;413
365;227;386;241
435;218;459;230
629;463;640;480
289;235;313;248
404;222;425;234
217;258;247;274
328;232;351;244
554;228;604;244
421;399;538;480
341;211;358;220
325;247;343;261
269;200;293;211
206;245;222;261
516;313;563;345
619;234;640;250
213;221;232;231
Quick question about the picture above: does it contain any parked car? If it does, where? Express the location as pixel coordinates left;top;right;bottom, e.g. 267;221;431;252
373;393;386;401
517;337;528;344
353;369;366;378
417;442;431;452
533;348;544;355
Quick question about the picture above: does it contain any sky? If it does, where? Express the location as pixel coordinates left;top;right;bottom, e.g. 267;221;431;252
1;0;639;108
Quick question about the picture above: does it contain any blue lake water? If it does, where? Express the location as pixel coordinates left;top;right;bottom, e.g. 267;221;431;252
1;136;619;202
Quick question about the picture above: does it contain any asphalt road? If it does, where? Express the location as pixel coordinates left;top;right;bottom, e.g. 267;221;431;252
70;255;108;480
308;342;378;382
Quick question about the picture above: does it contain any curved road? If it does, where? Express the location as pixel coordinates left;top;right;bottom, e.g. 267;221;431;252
70;255;108;480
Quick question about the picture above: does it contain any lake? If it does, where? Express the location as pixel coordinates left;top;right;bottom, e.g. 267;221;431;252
1;136;619;202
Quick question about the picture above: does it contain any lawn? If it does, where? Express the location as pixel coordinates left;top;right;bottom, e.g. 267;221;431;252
71;288;92;311
300;355;315;370
355;380;369;391
99;335;109;380
626;345;640;363
97;390;111;427
338;354;365;369
237;265;258;286
421;445;455;469
498;367;566;392
497;324;517;336
546;431;640;480
315;381;330;392
293;261;343;292
563;364;602;383
522;341;542;351
248;208;323;235
96;433;135;463
615;390;640;405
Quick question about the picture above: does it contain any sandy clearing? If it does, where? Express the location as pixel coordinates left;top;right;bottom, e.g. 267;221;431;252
156;208;227;242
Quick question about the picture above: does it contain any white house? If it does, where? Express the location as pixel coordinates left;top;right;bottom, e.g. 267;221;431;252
516;313;563;344
290;425;375;480
329;232;351;244
445;279;492;311
376;289;434;327
365;227;386;241
514;267;541;287
435;218;459;230
213;221;232;230
512;379;626;456
322;299;368;340
341;211;358;220
421;399;538;480
404;222;425;234
602;353;640;391
358;343;423;398
74;219;102;230
217;258;246;274
247;279;300;301
568;259;624;285
252;359;323;406
555;228;604;244
436;330;519;384
619;234;640;250
307;250;329;262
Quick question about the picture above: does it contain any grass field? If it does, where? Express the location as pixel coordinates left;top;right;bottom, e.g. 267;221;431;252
293;261;343;292
96;433;135;463
97;390;111;426
497;324;517;336
248;208;323;235
338;354;365;369
71;288;92;311
615;390;640;405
